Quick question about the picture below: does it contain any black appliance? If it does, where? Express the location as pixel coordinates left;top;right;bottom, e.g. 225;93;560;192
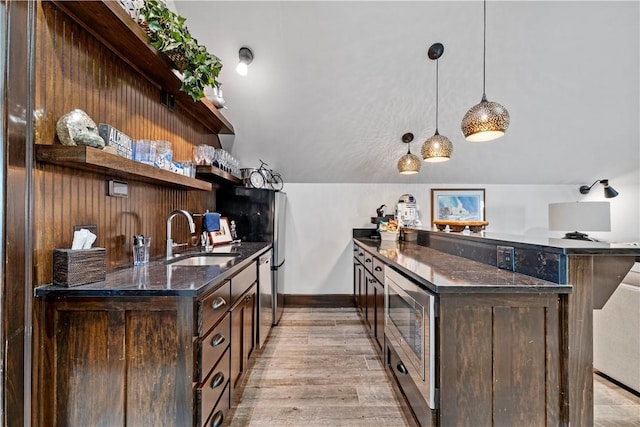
217;187;286;325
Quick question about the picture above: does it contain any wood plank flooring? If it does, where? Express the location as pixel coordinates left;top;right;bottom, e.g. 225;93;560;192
225;307;640;427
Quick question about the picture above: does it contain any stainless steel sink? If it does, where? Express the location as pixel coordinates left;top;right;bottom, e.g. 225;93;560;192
168;253;241;267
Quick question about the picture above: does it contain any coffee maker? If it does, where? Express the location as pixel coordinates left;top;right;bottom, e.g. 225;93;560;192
395;194;421;227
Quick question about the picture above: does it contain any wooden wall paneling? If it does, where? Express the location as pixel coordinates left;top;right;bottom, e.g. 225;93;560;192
33;1;222;281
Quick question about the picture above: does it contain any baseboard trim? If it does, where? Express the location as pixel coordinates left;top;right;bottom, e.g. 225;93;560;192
284;294;355;308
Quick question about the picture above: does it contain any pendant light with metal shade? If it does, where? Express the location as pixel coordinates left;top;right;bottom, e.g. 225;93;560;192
422;42;453;162
461;0;510;142
397;133;421;174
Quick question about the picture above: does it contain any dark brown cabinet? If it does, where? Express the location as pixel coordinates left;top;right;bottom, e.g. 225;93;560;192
36;258;261;427
230;284;257;394
353;243;384;355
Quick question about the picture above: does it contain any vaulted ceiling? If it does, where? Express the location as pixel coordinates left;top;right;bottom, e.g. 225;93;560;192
175;1;639;185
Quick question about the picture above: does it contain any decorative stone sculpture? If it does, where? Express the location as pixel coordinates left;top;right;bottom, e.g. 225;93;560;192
55;109;105;148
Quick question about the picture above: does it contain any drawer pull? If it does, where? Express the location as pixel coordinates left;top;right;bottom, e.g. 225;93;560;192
245;294;253;303
212;297;227;310
365;259;372;263
210;333;226;348
210;410;224;427
359;252;364;256
396;362;409;376
210;372;225;389
374;266;383;272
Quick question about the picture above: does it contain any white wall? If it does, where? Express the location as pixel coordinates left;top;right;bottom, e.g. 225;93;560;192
282;183;640;295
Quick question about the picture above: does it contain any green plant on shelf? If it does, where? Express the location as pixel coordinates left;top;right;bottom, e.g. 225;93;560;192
141;0;222;101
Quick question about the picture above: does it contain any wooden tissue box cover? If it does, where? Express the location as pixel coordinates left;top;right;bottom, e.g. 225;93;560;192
53;248;106;287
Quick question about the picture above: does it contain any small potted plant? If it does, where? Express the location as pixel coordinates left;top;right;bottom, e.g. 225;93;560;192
140;0;222;101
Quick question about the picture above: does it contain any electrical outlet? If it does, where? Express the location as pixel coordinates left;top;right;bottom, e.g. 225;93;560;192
497;245;515;271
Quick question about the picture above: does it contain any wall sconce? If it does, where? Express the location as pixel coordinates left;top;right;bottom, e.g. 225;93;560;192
549;201;611;241
579;179;619;198
421;42;453;162
397;133;421;175
460;0;510;142
236;47;254;76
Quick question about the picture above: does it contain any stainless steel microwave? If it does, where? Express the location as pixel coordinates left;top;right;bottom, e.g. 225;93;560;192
385;267;437;409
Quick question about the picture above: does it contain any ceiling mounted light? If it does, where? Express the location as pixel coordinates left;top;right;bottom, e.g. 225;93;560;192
461;0;510;142
579;179;619;198
236;47;254;76
397;133;421;175
422;42;453;162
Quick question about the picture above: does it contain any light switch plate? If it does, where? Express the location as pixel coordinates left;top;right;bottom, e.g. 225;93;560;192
497;245;515;271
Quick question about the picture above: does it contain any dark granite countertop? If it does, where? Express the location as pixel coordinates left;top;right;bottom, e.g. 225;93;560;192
34;242;271;298
412;227;640;256
354;238;572;294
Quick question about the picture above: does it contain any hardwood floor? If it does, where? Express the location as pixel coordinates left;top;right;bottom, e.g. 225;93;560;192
225;307;640;427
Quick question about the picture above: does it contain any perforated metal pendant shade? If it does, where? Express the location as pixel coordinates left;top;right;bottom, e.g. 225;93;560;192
461;97;510;142
397;132;421;174
421;131;453;163
461;0;510;142
397;151;421;174
422;42;453;162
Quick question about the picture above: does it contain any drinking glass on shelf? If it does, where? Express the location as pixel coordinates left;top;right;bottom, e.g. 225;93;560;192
192;145;205;165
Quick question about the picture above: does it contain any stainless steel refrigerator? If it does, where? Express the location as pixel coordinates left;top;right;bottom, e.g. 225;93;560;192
217;187;286;325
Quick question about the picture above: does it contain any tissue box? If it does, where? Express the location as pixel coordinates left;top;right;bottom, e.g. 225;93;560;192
53;248;106;287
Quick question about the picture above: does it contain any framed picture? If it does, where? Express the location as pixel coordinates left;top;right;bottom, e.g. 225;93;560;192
210;217;233;245
430;188;485;227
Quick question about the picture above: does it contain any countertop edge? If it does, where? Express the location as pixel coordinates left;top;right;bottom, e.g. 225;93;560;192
354;237;573;295
34;243;272;298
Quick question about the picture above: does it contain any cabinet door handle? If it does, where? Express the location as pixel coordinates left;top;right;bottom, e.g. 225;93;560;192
212;297;227;310
365;259;372;263
210;372;225;389
374;266;383;272
396;362;409;376
210;333;226;348
245;294;253;303
210;410;224;427
359;252;364;256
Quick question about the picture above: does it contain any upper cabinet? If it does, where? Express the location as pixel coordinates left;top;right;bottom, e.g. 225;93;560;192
51;0;234;135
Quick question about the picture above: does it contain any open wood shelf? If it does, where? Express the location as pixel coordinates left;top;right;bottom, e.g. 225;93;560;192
51;0;234;135
36;145;213;191
195;165;243;185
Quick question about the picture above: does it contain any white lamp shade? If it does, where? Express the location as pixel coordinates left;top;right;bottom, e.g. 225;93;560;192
548;202;611;232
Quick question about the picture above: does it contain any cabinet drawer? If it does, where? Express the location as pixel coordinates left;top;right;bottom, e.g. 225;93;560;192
363;251;374;273
203;382;230;427
194;314;231;383
195;348;230;427
372;257;385;284
231;262;257;303
355;244;365;264
196;281;231;337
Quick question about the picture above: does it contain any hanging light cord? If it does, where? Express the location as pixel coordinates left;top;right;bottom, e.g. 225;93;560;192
482;0;487;101
435;58;440;133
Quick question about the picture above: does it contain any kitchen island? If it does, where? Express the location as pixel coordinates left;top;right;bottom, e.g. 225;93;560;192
354;229;639;427
34;242;271;427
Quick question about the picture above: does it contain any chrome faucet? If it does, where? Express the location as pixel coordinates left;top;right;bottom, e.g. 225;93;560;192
166;209;196;258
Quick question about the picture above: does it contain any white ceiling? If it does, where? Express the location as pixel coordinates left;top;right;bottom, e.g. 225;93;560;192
174;1;640;185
